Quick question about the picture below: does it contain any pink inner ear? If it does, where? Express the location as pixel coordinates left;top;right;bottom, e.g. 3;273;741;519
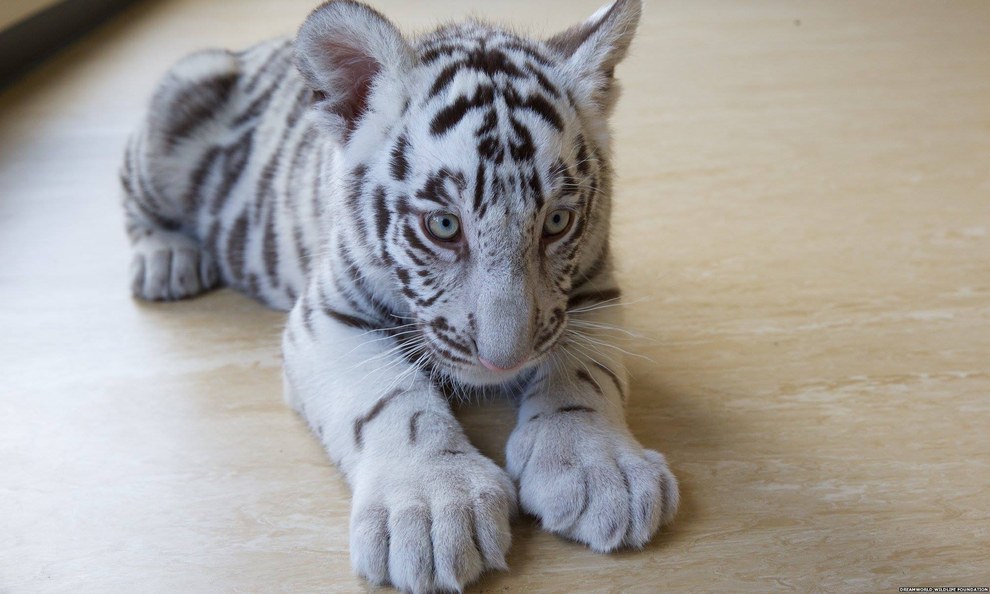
320;38;381;130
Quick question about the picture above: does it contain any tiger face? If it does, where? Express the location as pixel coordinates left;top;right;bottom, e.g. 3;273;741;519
296;1;636;386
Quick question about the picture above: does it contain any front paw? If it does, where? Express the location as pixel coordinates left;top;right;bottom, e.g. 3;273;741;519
350;451;516;593
506;412;678;552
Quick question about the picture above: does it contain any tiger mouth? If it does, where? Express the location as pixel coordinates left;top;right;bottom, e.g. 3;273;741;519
420;333;558;386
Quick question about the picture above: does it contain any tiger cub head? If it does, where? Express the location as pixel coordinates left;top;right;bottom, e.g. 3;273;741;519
295;0;642;386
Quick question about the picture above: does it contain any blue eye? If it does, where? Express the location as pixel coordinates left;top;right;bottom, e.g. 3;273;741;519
426;212;461;241
543;209;572;237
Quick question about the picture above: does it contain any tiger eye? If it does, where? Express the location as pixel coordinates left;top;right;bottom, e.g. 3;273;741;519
543;209;572;237
426;212;461;241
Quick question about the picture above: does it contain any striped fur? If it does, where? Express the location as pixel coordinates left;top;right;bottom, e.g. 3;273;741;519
122;1;677;592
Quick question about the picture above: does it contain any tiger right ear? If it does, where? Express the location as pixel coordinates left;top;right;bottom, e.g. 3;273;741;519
295;0;414;141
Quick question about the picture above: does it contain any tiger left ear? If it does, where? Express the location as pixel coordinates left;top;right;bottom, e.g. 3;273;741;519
546;0;642;115
295;0;414;142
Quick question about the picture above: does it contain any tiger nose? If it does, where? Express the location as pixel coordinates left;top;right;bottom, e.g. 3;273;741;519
474;295;534;372
475;336;533;372
478;354;529;373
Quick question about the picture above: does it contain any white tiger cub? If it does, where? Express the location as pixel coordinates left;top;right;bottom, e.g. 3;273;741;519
121;0;678;591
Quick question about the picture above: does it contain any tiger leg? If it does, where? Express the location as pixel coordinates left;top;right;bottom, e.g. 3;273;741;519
121;49;240;301
282;270;517;593
505;299;679;551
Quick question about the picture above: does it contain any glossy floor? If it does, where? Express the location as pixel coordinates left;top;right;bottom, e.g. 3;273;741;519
1;0;988;591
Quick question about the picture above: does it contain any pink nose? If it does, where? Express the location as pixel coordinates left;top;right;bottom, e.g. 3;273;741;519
478;355;528;373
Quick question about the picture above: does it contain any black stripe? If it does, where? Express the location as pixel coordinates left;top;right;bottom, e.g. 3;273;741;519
284;128;317;274
430;325;471;357
525;62;561;98
473;162;486;213
427;62;462;99
575;135;591;176
427;47;525;100
262;206;279;286
204;221;222;268
533;318;564;351
331;267;372;318
557;405;595;414
253;124;292;225
526;169;544;210
120;137;135;187
402;222;432;257
430;85;495;136
353;389;405;449
226;210;250;282
521;94;563;130
209;129;254;215
231;83;276;127
509;117;535;161
501;41;553;67
284;87;314;129
557;161;578;196
311;147;327;217
246;273;260;296
572;246;608;291
182;145;222;212
292;224;310;276
165;71;237;149
416;289;444;309
333;244;385;320
402;245;428;268
415;168;463;206
576;369;603;395
429;343;473;365
408;410;424;444
395;266;413;289
568;287;621;310
243;41;290;93
347;164;368;211
421;43;463;64
133;152;167;215
593;362;625;402
373;186;391;241
340;248;399;322
477;108;498;136
299;290;315;335
477;136;504;164
390;134;409;181
324;307;380;331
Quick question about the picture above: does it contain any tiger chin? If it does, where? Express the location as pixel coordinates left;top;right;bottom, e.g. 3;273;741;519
121;0;677;591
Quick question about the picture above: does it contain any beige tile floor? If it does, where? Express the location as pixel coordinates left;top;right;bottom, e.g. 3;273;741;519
2;0;989;591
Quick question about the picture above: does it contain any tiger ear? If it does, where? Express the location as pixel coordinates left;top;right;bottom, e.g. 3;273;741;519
295;0;414;141
546;0;642;115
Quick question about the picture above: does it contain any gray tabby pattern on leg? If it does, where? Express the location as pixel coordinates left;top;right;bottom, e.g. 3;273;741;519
121;1;677;592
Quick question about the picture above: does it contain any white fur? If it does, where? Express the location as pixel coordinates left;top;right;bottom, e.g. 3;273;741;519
124;2;677;593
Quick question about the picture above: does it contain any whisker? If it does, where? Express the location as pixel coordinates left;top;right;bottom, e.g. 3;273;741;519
568;319;656;342
568;295;653;315
565;328;656;364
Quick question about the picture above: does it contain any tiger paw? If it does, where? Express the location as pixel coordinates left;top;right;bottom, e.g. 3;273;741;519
349;450;517;593
130;229;218;301
506;413;678;552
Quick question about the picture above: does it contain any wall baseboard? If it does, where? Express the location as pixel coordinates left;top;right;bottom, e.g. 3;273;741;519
0;0;138;90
